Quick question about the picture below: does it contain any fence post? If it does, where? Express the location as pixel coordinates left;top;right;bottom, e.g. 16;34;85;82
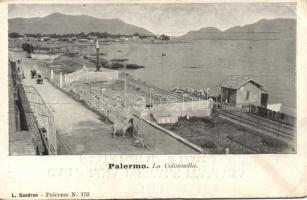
64;74;67;84
59;71;63;88
50;69;54;80
84;66;88;80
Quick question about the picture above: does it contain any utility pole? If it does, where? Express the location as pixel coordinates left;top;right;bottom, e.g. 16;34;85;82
149;88;152;112
96;39;100;71
207;88;210;100
124;63;127;93
123;63;127;108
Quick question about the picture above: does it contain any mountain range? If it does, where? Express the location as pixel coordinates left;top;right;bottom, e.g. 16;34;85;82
9;13;296;40
178;18;296;40
9;12;153;35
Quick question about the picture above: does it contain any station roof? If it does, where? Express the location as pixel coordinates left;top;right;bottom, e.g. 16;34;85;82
218;76;266;91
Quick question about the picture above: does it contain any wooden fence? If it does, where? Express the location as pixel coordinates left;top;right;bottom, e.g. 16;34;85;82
218;102;295;127
249;105;295;127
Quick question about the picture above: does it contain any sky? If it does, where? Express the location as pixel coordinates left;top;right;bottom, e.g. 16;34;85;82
8;3;296;36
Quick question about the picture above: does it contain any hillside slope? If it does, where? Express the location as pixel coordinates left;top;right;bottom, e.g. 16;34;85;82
178;18;296;40
9;12;153;35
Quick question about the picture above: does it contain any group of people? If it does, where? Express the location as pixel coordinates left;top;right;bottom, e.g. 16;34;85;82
30;69;43;84
30;69;37;79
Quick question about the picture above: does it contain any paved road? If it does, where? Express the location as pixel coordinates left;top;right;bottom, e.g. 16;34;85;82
10;51;197;155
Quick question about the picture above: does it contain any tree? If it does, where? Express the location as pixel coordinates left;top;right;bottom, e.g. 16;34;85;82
21;43;34;54
159;34;170;41
25;33;41;38
8;32;23;38
133;33;141;37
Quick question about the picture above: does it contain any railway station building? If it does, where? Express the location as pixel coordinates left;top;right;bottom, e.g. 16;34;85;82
218;76;268;108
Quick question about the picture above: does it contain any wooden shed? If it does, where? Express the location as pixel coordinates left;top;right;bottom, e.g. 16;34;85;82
218;77;268;108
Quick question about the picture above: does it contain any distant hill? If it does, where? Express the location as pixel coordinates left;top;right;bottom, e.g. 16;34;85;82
177;18;296;40
181;27;222;40
9;12;153;35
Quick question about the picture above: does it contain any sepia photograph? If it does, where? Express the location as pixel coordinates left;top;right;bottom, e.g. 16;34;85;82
2;0;307;199
8;2;297;156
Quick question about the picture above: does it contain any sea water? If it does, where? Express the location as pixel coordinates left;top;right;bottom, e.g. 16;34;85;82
97;39;296;115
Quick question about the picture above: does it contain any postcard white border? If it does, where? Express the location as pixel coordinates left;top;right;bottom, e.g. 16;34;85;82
0;0;306;199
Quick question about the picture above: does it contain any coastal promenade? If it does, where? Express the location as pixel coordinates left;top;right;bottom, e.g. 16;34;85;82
9;51;197;155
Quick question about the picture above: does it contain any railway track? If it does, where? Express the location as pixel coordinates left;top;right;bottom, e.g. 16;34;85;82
248;112;295;130
127;77;295;145
127;78;192;102
220;110;295;144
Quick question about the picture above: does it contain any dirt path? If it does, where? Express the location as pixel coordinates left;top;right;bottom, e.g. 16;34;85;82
10;51;197;155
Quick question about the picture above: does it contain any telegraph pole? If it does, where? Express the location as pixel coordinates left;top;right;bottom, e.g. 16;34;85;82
124;63;127;93
123;63;127;108
96;39;100;71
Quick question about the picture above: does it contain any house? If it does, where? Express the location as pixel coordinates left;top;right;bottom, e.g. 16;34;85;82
68;37;77;42
119;37;129;41
131;36;140;42
218;77;268;108
79;38;89;43
89;35;98;40
40;36;50;42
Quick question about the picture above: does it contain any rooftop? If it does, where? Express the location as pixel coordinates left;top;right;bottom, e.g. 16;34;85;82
218;76;266;91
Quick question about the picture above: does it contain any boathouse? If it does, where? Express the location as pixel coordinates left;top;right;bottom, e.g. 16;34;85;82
218;77;268;108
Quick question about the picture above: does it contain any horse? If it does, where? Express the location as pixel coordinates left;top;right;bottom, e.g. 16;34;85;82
111;106;135;138
112;114;154;149
112;117;132;138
